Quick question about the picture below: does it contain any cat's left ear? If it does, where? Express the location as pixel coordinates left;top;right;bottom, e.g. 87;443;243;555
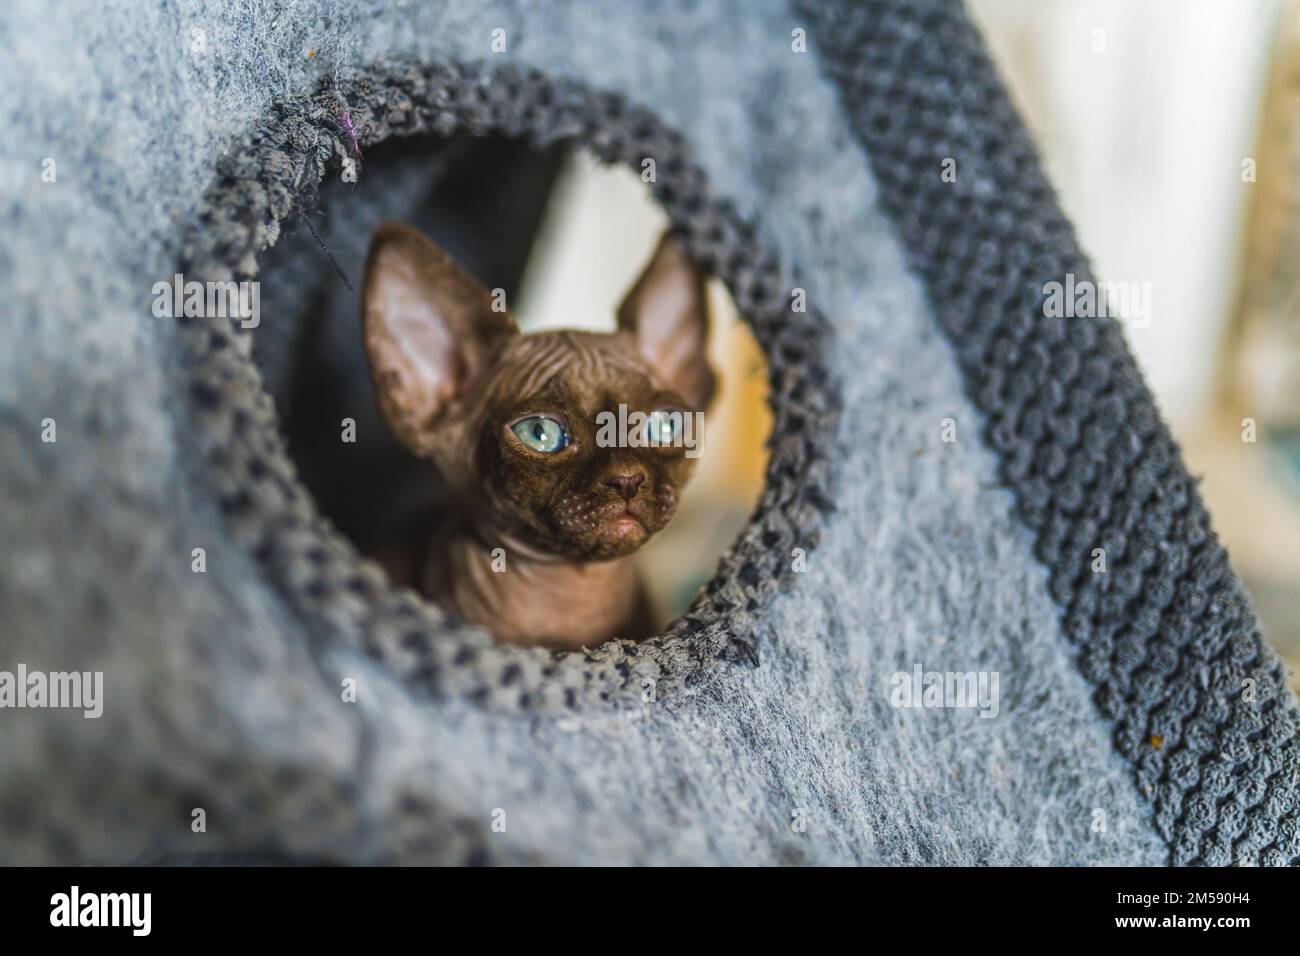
617;232;714;410
362;222;518;455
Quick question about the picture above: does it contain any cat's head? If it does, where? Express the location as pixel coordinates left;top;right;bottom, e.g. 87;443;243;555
361;222;714;561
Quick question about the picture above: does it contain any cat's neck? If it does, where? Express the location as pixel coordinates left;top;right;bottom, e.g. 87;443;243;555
426;522;647;650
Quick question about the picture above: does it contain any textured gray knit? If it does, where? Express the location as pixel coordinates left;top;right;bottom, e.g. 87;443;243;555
0;0;1288;865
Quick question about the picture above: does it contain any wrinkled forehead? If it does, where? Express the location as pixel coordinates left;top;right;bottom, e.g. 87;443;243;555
484;331;657;407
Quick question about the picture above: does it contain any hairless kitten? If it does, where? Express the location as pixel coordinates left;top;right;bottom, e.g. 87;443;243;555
361;222;714;649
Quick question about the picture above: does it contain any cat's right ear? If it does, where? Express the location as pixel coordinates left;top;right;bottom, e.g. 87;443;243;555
362;222;517;455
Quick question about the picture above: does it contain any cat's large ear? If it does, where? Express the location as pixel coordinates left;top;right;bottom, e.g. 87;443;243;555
617;232;714;410
362;222;518;455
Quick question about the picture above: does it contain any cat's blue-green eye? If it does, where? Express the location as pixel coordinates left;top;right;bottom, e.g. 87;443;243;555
644;409;680;446
511;415;569;453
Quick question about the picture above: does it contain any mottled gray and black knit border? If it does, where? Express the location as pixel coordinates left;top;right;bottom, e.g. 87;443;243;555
178;60;839;715
799;0;1300;865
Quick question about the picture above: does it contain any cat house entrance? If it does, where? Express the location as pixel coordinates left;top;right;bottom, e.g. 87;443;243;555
254;135;771;632
181;62;837;709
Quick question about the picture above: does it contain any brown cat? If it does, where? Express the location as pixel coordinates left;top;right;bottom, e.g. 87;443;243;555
361;222;714;649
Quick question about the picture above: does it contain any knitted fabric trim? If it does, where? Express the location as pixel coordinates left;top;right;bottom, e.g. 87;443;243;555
800;0;1300;866
177;60;839;716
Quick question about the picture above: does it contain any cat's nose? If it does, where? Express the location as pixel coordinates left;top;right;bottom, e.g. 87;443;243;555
604;472;645;501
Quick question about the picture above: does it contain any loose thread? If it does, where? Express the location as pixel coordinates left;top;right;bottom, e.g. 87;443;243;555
302;214;353;292
340;109;362;163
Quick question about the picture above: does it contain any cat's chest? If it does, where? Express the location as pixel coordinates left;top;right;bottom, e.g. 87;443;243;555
500;566;641;647
434;537;647;649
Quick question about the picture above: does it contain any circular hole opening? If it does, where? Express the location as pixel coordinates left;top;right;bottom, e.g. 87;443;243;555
256;134;774;642
180;63;838;711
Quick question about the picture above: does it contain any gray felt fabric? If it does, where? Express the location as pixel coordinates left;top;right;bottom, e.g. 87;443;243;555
0;0;1280;865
